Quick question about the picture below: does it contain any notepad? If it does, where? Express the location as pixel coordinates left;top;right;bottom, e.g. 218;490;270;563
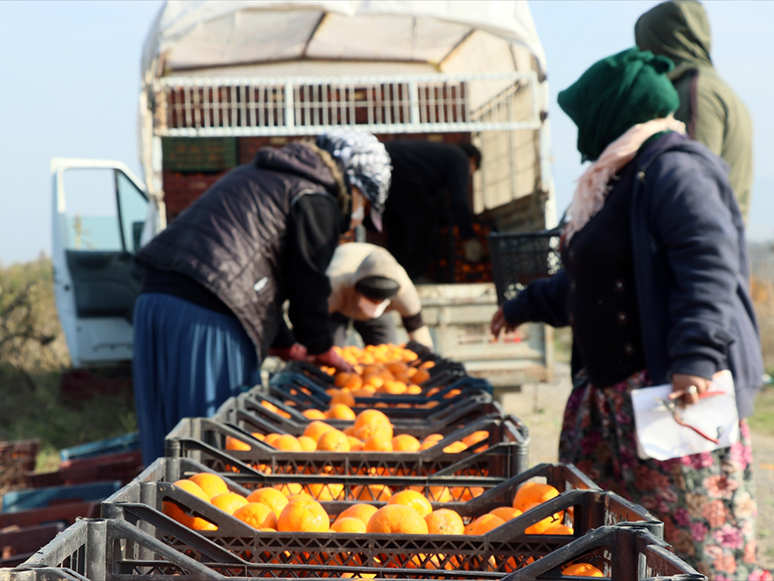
631;370;739;461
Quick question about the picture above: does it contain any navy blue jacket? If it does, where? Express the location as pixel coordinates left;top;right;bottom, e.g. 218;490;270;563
504;133;762;417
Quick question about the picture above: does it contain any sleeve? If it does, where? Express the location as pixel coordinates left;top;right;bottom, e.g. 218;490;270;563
284;194;343;355
501;269;571;328
445;150;477;240
648;156;739;379
691;77;727;157
271;314;296;349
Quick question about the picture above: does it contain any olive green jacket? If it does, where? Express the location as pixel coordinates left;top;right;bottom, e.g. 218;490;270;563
636;0;753;221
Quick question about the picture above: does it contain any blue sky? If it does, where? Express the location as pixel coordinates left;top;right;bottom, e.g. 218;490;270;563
0;1;772;264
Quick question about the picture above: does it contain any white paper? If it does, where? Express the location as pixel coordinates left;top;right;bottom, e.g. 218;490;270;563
631;370;739;461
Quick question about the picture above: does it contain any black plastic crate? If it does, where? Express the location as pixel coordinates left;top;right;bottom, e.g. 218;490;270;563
0;567;92;581
214;391;503;436
268;372;492;411
165;414;529;480
0;524;66;568
17;519;702;580
487;230;562;306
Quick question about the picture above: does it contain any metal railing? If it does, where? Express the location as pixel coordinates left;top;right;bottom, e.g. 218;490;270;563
152;72;540;137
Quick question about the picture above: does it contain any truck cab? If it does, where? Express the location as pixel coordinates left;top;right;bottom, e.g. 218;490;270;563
53;1;556;389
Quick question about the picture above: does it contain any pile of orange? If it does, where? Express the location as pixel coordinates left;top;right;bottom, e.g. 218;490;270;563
226;408;489;457
162;475;605;576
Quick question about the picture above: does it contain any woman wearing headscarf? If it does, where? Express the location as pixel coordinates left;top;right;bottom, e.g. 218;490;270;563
490;48;767;579
133;129;391;465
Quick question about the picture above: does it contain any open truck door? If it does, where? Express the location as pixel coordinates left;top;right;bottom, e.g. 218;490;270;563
51;159;153;368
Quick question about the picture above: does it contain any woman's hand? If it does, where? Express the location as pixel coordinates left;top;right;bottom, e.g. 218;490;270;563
670;373;713;406
309;347;354;373
490;306;520;339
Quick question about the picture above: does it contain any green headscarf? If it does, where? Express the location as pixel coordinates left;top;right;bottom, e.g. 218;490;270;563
557;48;680;162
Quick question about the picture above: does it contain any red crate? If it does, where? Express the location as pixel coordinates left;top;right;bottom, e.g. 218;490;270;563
0;523;65;568
26;451;143;488
0;439;40;491
0;501;100;530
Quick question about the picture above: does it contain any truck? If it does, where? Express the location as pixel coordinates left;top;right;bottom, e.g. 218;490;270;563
51;0;557;395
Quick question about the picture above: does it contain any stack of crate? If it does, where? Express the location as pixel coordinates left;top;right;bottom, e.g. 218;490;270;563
2;342;703;581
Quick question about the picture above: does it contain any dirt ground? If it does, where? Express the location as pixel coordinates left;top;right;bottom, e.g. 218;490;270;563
500;363;774;570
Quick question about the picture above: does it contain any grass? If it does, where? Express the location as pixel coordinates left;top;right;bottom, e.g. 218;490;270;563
748;384;774;438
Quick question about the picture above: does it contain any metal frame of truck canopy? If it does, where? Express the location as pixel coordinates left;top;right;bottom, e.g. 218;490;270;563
138;0;555;228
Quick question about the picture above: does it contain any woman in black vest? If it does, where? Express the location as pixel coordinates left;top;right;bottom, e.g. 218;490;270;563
133;129;391;465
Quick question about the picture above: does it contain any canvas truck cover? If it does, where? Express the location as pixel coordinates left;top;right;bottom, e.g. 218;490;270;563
138;1;549;201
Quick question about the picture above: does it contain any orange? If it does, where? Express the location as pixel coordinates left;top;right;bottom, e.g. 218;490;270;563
302;409;327;420
277;499;330;532
443;441;468;453
346;435;362;449
402;349;418;363
462;431;490;448
352;484;393;501
419;361;435;369
225;436;251;451
364;375;385;389
246;488;289;518
387;362;407;375
489;507;522;522
330;391;356;407
380;380;407;395
331;517;367;533
353;409;393;441
464;514;505;536
387;490;433;517
316;429;351;452
423;434;444;444
163;479;217;531
525;515;562;534
363;433;393;452
334;372;354;387
306;483;344;501
297;435;318;452
512;482;560;512
460;486;485;501
326;404;357;421
251;432;266;441
264;433;282;446
544;523;573;535
303;420;335;442
366;505;429;535
391;434;421;452
443;389;462;399
211;492;249;515
233;502;278;529
425;486;453;503
412;369;431;384
188;473;229;499
425;509;464;535
561;563;604;577
335;504;378;525
274;482;306;497
407;385;423;394
273;435;303;452
286;492;313;502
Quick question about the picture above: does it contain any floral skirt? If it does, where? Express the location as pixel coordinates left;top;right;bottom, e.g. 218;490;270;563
558;370;771;581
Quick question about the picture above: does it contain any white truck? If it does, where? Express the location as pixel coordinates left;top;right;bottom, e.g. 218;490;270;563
52;1;557;392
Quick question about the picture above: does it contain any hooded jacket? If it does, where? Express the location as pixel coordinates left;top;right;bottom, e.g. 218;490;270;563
503;132;762;418
635;0;753;221
327;242;422;327
137;142;344;360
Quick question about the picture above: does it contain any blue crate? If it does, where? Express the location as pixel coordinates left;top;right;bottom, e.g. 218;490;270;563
1;480;123;513
58;433;139;461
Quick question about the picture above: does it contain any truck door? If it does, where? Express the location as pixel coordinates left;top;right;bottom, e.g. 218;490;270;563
51;159;151;368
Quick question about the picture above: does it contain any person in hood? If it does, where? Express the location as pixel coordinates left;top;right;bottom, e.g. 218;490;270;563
327;242;433;348
381;140;485;281
490;48;766;578
273;242;433;351
132;129;391;465
636;0;753;222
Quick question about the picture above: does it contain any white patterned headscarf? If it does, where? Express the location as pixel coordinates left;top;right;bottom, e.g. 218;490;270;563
316;129;392;230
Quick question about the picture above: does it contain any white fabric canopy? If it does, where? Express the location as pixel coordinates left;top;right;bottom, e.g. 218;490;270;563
141;1;547;78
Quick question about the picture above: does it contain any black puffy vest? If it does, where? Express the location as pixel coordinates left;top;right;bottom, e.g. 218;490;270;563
137;143;340;360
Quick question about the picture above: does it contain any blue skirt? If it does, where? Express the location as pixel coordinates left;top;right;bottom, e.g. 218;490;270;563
132;293;260;465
